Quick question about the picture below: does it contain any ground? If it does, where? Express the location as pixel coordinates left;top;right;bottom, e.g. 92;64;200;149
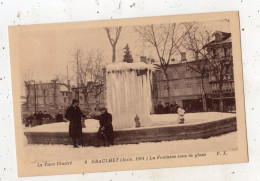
24;132;237;164
23;112;237;164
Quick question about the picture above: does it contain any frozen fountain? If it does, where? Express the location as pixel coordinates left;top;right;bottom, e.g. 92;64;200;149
24;63;237;146
106;62;155;129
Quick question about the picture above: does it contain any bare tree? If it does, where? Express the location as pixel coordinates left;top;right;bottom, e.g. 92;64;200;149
104;26;122;63
183;23;212;111
21;69;34;108
80;49;106;98
184;23;232;112
134;23;191;99
70;49;106;105
206;44;233;112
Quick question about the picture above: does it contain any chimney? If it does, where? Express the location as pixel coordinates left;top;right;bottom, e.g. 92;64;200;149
140;56;147;63
181;52;186;62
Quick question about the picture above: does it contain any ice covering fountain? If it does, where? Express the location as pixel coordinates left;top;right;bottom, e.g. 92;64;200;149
106;62;155;129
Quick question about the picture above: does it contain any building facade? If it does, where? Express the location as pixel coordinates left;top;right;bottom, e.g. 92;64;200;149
153;31;235;112
153;61;211;112
24;79;106;115
205;31;235;112
24;80;71;113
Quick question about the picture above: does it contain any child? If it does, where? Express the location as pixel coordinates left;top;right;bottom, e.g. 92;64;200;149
134;114;141;128
177;106;185;124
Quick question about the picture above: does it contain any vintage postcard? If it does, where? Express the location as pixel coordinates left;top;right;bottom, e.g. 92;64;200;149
9;11;248;177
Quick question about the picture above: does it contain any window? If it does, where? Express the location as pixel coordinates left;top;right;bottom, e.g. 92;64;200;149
224;48;228;57
64;98;67;103
225;75;229;80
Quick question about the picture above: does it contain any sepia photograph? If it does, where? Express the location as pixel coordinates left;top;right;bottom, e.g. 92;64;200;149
8;11;248;177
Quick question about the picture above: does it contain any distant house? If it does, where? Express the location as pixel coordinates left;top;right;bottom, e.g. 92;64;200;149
24;80;71;113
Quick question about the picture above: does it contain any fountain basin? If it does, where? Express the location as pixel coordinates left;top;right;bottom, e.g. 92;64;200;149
24;113;237;146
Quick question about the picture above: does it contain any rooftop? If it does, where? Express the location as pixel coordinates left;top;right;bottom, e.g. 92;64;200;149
204;31;231;48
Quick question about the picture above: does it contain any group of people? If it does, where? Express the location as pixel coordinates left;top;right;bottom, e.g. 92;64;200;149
65;99;114;148
155;101;185;124
25;111;64;127
154;101;180;114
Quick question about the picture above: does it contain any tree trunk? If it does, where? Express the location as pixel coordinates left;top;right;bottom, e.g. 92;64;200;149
219;79;224;112
164;70;171;99
112;45;116;63
201;77;207;112
43;89;46;108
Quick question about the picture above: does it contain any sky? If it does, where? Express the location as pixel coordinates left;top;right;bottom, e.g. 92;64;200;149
11;19;230;84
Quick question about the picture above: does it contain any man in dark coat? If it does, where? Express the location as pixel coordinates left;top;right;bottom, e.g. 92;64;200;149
35;111;43;125
56;111;64;122
169;102;177;113
169;104;175;113
91;107;114;146
25;113;34;127
156;101;164;114
65;99;86;148
164;102;170;114
42;111;52;124
43;111;52;119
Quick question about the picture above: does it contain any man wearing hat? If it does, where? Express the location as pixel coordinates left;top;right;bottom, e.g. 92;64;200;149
90;107;114;146
65;99;86;148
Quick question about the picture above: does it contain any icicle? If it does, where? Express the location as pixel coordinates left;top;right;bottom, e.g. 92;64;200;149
106;62;155;129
